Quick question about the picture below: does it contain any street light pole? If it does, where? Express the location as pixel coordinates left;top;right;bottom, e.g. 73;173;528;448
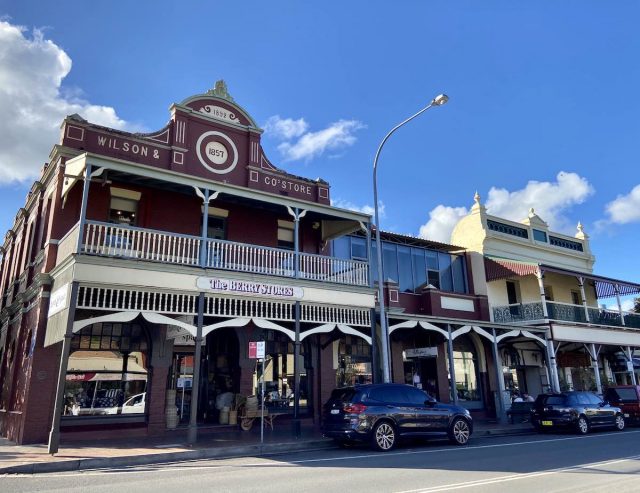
373;94;449;383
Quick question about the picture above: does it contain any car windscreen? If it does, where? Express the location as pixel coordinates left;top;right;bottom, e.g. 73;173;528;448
606;388;639;403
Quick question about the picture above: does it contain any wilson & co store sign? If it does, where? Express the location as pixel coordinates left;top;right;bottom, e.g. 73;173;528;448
196;277;304;300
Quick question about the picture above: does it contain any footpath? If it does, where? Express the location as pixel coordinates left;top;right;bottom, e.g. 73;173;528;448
0;420;534;475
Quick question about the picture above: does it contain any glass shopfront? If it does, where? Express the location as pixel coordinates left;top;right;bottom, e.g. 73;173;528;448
63;322;149;416
336;335;372;387
447;335;483;409
252;330;312;414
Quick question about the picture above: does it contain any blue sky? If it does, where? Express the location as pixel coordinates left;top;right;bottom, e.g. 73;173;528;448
1;2;640;306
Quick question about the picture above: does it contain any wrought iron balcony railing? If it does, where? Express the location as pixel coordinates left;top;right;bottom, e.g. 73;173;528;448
492;300;640;329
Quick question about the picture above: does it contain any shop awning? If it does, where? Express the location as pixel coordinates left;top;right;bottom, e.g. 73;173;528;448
484;256;640;299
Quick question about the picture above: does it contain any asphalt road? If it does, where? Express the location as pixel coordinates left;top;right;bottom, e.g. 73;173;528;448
3;429;640;493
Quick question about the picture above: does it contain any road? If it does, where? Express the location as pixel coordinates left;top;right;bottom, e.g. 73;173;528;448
4;430;640;493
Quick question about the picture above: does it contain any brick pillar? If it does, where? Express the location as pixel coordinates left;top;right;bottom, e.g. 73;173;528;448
437;342;450;403
147;366;169;435
318;335;336;416
391;338;405;383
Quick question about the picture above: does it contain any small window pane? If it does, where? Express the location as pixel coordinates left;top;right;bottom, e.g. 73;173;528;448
332;237;350;260
439;253;453;292
412;249;427;292
351;237;367;260
397;246;413;293
382;243;398;284
533;229;547;242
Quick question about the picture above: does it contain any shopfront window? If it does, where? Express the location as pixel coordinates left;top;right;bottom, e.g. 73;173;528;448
63;322;149;417
447;335;482;409
336;335;372;387
252;330;311;413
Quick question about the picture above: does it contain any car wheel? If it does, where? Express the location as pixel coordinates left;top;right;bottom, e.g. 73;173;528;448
449;417;471;446
576;415;590;435
615;414;625;431
371;420;396;452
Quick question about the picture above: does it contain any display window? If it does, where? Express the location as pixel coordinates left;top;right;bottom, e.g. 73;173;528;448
63;322;149;417
251;330;311;413
336;335;372;387
447;335;483;409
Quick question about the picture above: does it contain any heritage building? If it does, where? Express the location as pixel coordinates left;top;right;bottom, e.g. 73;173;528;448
0;82;375;445
451;193;640;397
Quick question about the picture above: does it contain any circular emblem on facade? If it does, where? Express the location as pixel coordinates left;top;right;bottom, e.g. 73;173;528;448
196;131;238;174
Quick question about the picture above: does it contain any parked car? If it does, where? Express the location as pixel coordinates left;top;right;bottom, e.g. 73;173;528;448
603;385;640;424
321;383;473;451
530;391;625;434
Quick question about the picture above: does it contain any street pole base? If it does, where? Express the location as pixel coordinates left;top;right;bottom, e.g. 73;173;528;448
187;424;198;445
47;429;59;455
291;418;301;438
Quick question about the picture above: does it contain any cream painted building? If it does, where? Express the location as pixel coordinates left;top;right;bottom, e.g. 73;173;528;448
451;193;640;397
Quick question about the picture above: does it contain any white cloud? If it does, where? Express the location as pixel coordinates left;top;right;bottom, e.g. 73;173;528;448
331;198;384;218
484;171;594;230
263;115;308;140
603;184;640;225
269;118;364;162
417;171;594;243
0;21;132;183
418;205;469;243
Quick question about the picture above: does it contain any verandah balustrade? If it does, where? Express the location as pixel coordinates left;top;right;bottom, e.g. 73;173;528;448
80;221;369;287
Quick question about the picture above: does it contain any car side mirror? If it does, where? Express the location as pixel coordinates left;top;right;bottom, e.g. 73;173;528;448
599;401;608;407
425;398;436;407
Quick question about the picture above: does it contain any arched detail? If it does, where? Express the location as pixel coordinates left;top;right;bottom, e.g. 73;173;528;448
451;325;472;340
496;330;523;343
300;323;372;344
337;324;372;345
388;320;418;334
418;321;450;339
202;317;251;337
471;326;494;342
141;312;197;336
300;323;337;341
520;330;546;345
253;318;296;341
72;311;140;333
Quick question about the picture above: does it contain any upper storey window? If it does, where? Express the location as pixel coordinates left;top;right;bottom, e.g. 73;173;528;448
277;220;295;250
109;188;141;226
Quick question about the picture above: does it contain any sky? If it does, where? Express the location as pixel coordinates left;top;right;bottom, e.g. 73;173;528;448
1;1;639;308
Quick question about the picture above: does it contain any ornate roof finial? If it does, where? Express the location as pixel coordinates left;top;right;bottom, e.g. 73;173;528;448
528;207;535;217
474;191;481;204
577;221;584;233
207;79;234;102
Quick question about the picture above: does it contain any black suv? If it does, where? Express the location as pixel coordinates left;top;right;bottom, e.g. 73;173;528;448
531;391;625;434
321;383;473;451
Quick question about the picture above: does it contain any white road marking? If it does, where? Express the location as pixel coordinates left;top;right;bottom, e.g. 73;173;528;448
12;430;640;478
394;454;640;492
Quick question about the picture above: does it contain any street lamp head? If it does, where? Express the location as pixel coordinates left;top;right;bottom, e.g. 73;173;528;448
431;94;449;106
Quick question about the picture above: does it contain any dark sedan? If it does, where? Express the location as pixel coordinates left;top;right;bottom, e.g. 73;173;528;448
531;391;625;434
321;383;473;451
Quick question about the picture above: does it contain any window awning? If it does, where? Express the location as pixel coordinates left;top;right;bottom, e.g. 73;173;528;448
484;256;640;299
484;257;540;282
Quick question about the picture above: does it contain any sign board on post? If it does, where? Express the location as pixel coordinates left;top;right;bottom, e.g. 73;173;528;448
249;341;266;359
